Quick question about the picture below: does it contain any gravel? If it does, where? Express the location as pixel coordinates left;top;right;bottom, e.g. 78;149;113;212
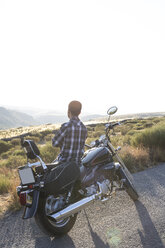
1;163;165;248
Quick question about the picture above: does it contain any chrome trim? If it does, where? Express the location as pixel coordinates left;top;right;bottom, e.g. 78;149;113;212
27;156;47;170
49;185;103;221
49;194;99;221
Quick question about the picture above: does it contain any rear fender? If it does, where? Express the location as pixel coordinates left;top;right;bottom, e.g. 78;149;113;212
22;190;40;219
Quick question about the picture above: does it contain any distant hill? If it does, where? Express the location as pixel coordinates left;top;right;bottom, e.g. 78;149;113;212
0;106;165;130
34;114;105;124
0;107;105;130
95;112;165;122
0;107;37;129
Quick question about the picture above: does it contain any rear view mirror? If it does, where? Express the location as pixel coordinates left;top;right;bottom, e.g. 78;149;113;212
107;106;118;116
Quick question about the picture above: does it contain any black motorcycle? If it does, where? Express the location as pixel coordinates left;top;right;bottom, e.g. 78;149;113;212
16;106;139;236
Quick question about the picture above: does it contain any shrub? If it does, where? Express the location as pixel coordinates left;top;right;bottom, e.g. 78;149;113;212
132;122;165;149
0;174;11;194
8;176;21;211
120;126;130;135
24;136;40;144
13;149;25;157
92;131;103;139
43;134;53;142
0;150;13;159
40;143;60;163
150;147;165;163
0;141;12;155
95;125;105;132
87;126;95;132
4;155;26;169
10;138;21;147
40;129;52;137
111;135;131;147
119;145;151;172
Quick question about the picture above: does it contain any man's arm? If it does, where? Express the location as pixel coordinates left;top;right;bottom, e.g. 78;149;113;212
52;123;67;147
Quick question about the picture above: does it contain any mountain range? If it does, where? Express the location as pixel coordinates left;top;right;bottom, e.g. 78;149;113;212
0;107;37;129
0;107;105;130
0;106;165;130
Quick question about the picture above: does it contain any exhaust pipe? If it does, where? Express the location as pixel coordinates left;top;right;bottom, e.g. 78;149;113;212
49;192;101;222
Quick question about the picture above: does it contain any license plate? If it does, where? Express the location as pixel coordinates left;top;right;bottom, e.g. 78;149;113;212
19;167;35;185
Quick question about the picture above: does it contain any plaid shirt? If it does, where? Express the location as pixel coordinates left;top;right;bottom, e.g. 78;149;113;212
52;117;87;163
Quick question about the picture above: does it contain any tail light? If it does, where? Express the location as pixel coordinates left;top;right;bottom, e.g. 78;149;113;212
19;192;27;206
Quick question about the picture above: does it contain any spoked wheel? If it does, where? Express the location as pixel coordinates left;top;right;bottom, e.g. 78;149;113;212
35;194;77;237
118;167;139;201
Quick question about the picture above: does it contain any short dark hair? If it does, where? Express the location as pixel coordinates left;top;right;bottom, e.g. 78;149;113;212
68;101;82;116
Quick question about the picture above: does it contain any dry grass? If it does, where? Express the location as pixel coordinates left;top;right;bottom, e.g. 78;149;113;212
8;176;21;211
119;145;151;173
0;123;60;140
0;168;21;213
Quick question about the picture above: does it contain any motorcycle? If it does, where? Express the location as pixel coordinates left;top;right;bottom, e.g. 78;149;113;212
16;106;139;236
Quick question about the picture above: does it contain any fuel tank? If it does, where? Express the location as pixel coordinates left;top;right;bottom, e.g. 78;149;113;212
82;147;113;167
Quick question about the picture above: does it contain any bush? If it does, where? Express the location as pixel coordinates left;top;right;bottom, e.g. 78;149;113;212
43;134;53;142
92;131;103;139
40;129;52;137
0;174;11;194
24;136;40;144
0;150;13;159
95;125;105;132
10;138;20;147
111;135;131;147
132;122;165;149
119;145;151;172
150;147;165;163
3;155;26;169
13;149;25;157
40;143;60;163
8;176;21;211
0;141;12;155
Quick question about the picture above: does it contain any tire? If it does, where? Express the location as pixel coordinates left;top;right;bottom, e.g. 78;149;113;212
35;195;77;237
118;167;139;201
124;178;139;201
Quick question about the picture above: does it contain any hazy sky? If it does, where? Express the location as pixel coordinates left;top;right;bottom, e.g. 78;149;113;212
0;0;164;115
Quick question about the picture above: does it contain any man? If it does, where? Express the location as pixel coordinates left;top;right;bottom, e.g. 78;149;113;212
52;100;87;163
44;101;87;196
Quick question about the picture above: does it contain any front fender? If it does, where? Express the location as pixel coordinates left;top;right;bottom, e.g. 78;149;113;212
22;190;40;219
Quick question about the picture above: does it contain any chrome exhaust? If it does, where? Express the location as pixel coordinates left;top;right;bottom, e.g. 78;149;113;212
48;192;101;222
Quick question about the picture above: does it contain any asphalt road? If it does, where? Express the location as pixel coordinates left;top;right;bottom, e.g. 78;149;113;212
1;163;165;248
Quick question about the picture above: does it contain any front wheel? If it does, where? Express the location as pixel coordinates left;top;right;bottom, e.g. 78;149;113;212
118;167;139;201
35;194;77;237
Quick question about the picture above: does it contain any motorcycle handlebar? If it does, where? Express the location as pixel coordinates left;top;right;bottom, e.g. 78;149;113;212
106;121;120;130
85;119;129;148
106;119;128;130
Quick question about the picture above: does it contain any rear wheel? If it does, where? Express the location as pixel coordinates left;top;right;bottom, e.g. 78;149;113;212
35;194;77;237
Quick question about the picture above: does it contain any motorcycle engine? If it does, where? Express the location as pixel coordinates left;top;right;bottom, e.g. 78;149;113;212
85;184;97;196
97;179;111;195
45;195;66;215
85;179;111;197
